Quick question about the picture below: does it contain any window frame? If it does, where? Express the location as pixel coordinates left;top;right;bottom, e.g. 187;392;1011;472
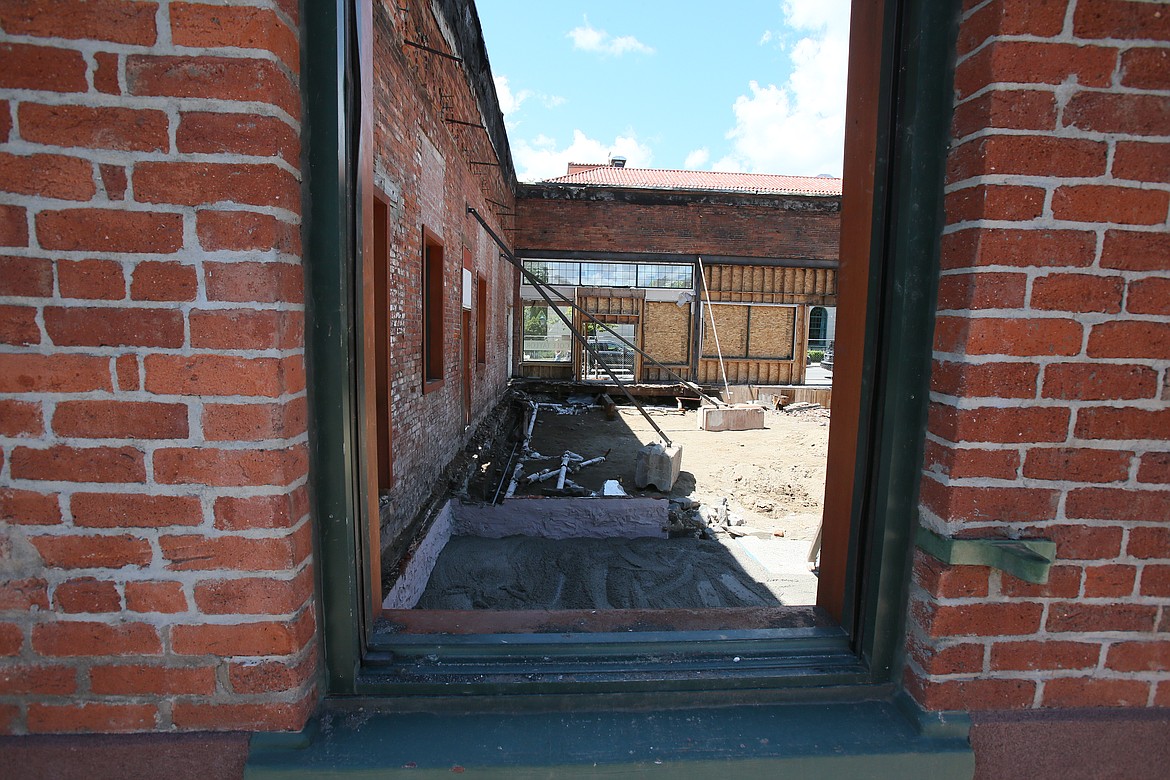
304;0;958;699
421;226;445;392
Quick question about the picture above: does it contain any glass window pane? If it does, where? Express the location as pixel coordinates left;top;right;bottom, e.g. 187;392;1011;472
581;262;635;287
521;302;572;361
524;260;579;285
637;263;693;289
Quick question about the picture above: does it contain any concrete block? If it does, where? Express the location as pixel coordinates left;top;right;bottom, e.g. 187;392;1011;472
697;403;766;432
634;442;683;491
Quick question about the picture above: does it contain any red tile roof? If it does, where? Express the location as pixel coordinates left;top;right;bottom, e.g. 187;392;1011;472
543;166;842;196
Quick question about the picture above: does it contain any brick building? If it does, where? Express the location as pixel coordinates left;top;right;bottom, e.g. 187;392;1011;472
0;0;1168;777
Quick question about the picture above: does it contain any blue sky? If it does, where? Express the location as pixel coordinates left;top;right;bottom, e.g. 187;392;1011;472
476;0;851;182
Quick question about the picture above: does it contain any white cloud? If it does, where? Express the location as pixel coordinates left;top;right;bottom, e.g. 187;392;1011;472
511;129;653;182
541;95;567;109
684;148;710;169
758;30;773;46
568;17;654;56
712;0;849;177
494;75;531;117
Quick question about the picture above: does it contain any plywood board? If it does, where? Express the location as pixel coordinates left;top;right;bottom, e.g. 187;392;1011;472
748;306;795;359
702;304;748;358
643;301;690;365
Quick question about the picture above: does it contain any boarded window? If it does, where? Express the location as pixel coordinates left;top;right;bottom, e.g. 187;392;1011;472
702;304;794;360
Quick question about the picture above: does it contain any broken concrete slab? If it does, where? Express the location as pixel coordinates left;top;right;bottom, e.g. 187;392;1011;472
697;403;766;431
453;497;668;540
634;442;683;490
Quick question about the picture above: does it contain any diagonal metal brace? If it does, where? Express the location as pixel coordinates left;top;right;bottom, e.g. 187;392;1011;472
916;526;1056;584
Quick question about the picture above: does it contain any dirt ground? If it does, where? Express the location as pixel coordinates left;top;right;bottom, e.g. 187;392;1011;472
520;402;830;541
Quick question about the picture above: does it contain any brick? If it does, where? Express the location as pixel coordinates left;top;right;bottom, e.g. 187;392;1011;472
193;571;312;615
27;703;157;734
0;256;52;297
1068;487;1170;522
197;209;299;252
203;399;307;441
1074;0;1170;40
44;306;183;348
1032;273;1125;313
29;533;152;569
228;647;316;693
957;0;1069;55
144;354;290;397
94;51;120;95
0;152;96;201
1083;564;1137;598
32;621;161;656
1053;185;1169;226
924;440;1020;480
990;641;1099;672
154;446;308;487
1064;93;1170;136
171;3;300;73
954;41;1115;100
213;489;307;530
171;611;314;656
937;272;1026;311
129;261;199;301
1108;641;1170;672
161;526;310;573
1000;563;1083;598
57;259;126;300
0;624;24;656
53;400;189;439
1043;363;1157;401
125;581;188;613
0;205;29;247
171;697;313;732
930;360;1038;399
0;399;42;437
99;164;128;200
907;637;984;677
205;261;303;303
0;489;62;525
90;664;215;695
71;493;203;528
1120;47;1170;90
1127;527;1168;560
53;577;121;613
1114;141;1170;183
928;403;1070;444
179;114;300;165
1024;447;1132;485
1088;321;1170;360
1047;602;1157;633
190;309;293;351
37;209;183;253
1102;230;1170;272
933;316;1083;357
1128;277;1170;316
1138;453;1170;484
18;104;169;152
11;445;145;483
1139;568;1170;599
947;136;1107;182
115;354;139;392
0;305;39;345
0;0;158;45
1077;407;1170;441
0;99;9;142
920;478;1059;523
136;161;300;212
952;90;1059;140
1042;678;1150;709
0;665;76;695
0;578;49;610
906;672;1036;711
127;55;299;118
0;43;88;93
912;550;990;598
927;602;1043;638
944;184;1045;224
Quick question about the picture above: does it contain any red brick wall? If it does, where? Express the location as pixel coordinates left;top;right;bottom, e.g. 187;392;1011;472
0;1;314;732
906;0;1170;711
516;192;839;261
372;4;516;563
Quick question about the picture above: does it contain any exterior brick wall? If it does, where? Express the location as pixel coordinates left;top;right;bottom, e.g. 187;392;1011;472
0;1;314;733
372;3;515;570
516;189;839;261
906;0;1170;711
